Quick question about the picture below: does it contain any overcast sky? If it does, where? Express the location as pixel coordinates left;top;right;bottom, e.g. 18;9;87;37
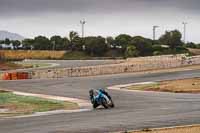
0;0;200;43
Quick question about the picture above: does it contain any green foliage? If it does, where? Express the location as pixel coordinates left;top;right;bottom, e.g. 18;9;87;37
63;51;90;60
104;49;123;57
159;30;183;49
63;37;71;50
131;36;153;56
152;45;165;51
115;34;132;50
69;31;82;51
12;40;21;49
0;29;193;58
4;38;10;45
197;44;200;49
84;36;108;56
153;51;162;56
0;92;78;115
106;36;116;48
125;45;139;57
22;39;34;50
175;46;189;54
0;40;3;50
0;40;4;44
33;36;51;50
186;42;197;48
50;35;70;50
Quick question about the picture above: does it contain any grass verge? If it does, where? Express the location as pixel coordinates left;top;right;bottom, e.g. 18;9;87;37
0;61;33;71
129;125;200;133
0;91;78;117
126;78;200;93
62;51;91;60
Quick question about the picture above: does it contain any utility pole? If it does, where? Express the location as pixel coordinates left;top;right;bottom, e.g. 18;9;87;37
182;22;187;44
153;26;159;41
80;19;86;38
80;19;86;51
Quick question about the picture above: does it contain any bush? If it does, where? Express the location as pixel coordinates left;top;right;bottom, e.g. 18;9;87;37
153;51;162;56
175;46;189;54
63;51;90;60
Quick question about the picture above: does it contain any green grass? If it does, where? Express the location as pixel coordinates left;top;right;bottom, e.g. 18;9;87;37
0;92;78;117
0;61;24;70
20;63;51;68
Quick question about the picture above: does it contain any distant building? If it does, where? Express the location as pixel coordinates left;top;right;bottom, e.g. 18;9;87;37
0;44;14;49
0;43;23;50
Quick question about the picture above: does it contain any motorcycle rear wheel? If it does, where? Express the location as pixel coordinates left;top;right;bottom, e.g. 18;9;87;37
102;98;109;109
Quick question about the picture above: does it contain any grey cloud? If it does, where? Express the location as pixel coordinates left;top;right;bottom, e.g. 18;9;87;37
0;0;200;16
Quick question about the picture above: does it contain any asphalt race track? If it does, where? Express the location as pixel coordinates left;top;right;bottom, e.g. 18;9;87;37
0;69;200;133
22;60;119;68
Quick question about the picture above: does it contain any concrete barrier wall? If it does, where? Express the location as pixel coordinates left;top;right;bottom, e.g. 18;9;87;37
1;54;200;80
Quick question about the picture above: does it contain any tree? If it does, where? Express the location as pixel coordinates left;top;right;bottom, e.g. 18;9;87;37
115;34;132;50
197;44;200;49
85;36;108;56
4;38;10;46
12;40;21;49
69;31;82;51
22;39;34;50
0;40;4;44
131;36;153;56
106;36;116;48
159;30;183;49
50;35;67;50
0;40;4;50
62;37;70;50
125;45;139;57
33;36;51;50
185;42;197;48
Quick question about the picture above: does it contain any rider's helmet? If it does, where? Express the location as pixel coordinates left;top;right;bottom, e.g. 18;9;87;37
89;89;94;97
98;88;105;93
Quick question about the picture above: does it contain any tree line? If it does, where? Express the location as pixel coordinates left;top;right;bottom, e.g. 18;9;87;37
0;30;199;57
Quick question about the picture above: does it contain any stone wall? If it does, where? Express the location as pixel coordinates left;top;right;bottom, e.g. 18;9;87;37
29;54;200;79
126;54;186;64
1;54;200;80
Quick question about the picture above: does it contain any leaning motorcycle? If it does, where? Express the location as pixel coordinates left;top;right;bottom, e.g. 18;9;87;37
89;89;114;109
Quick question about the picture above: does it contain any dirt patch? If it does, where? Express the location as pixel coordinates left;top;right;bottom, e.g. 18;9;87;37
130;125;200;133
0;61;31;71
188;48;200;55
127;78;200;93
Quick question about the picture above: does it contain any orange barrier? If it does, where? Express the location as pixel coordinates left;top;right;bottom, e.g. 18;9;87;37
1;72;29;80
11;72;18;80
2;73;11;80
17;72;29;79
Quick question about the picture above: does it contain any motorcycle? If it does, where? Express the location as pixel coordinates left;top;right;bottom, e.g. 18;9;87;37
89;89;114;109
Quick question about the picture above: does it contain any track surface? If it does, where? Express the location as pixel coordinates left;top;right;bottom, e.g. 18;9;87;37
22;60;119;68
0;70;200;133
